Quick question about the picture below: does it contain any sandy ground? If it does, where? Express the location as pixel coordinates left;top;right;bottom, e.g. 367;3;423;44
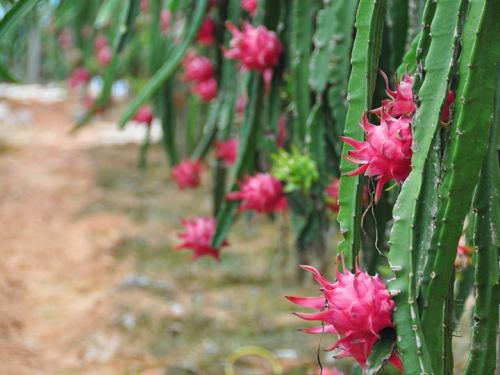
0;96;135;374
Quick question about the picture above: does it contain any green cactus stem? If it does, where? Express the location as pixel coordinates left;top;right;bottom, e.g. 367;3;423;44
337;0;387;270
420;1;500;371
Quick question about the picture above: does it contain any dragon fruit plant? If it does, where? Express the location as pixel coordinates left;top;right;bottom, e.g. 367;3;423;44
23;0;499;372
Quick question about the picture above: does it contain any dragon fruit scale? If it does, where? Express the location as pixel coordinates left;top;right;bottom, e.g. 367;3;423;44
287;257;403;371
223;22;282;92
175;217;226;260
226;173;287;214
341;111;413;201
171;160;204;190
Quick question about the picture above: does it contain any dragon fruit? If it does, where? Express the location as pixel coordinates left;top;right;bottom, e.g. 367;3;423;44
197;16;216;45
94;35;108;52
313;368;344;375
183;54;215;82
241;0;257;16
325;179;370;213
175;217;226;260
96;46;112;66
287;257;403;371
215;138;239;166
455;235;473;271
341;111;412;201
133;105;154;126
223;22;282;92
440;90;455;124
192;78;218;102
68;68;91;89
226;173;287;213
171;160;204;189
160;9;172;32
373;70;416;118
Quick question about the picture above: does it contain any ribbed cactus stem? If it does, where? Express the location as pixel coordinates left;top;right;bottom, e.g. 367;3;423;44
337;0;386;270
386;0;464;373
420;1;500;371
464;79;500;375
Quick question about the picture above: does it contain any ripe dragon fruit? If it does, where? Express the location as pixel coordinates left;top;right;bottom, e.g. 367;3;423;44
171;160;204;189
373;70;416;118
96;45;112;66
340;111;412;201
68;68;91;89
241;0;257;16
215;138;239;166
440;89;456;124
325;179;369;213
175;217;226;260
160;9;172;32
455;235;473;271
192;78;218;102
287;257;403;371
94;34;108;52
223;22;282;92
183;54;214;82
226;173;287;213
197;16;216;46
133;105;154;126
313;367;344;375
182;53;217;102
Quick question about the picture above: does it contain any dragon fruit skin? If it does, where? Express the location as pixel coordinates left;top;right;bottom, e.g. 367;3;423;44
171;160;204;190
287;258;403;371
341;111;412;201
68;68;91;89
133;105;154;126
197;16;216;45
373;70;416;118
226;173;287;214
241;0;257;16
160;9;172;32
215;139;239;166
192;78;218;102
325;179;370;213
223;22;282;92
440;89;456;124
183;54;215;82
175;217;226;260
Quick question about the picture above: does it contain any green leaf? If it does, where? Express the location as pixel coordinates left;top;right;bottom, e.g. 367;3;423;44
365;328;397;375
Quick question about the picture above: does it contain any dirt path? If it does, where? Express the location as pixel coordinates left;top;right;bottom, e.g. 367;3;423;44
0;97;132;374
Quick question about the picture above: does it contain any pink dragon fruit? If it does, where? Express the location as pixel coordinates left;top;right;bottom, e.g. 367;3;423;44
287;257;403;371
455;235;473;271
223;22;282;92
58;29;73;49
183;54;215;82
192;78;218;102
312;367;344;375
160;9;172;32
94;35;108;52
140;0;149;12
197;16;216;45
171;160;204;189
340;111;412;201
97;46;113;66
133;105;154;126
68;68;91;89
215;138;239;166
373;70;416;118
241;0;257;16
325;179;369;213
175;217;226;260
226;173;287;213
440;90;455;124
236;95;247;114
